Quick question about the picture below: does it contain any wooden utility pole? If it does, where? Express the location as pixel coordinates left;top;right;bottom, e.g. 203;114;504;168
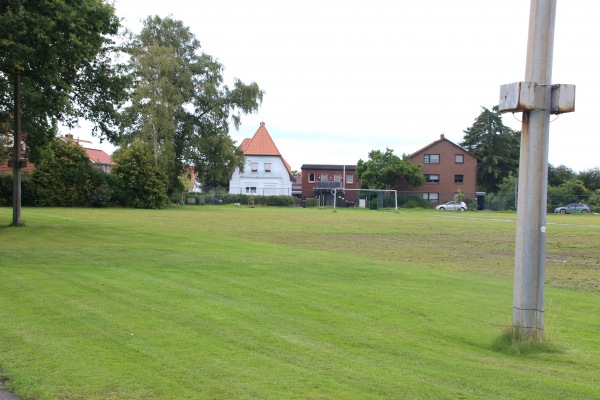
12;72;22;226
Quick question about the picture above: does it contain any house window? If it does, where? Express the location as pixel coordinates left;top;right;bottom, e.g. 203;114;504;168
251;162;258;172
424;154;440;164
264;163;271;172
454;175;464;184
346;174;354;184
455;154;464;164
245;186;257;194
334;174;341;182
321;173;329;181
425;174;439;183
422;192;439;202
308;173;315;182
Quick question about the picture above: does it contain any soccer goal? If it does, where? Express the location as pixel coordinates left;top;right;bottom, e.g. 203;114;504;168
332;188;398;212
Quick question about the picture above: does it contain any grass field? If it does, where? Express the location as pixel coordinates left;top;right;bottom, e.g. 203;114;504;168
1;206;599;399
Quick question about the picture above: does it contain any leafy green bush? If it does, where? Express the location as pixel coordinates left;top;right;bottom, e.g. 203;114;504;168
112;140;170;209
215;193;294;207
401;196;433;209
306;198;318;208
29;138;99;207
463;197;476;211
0;173;12;206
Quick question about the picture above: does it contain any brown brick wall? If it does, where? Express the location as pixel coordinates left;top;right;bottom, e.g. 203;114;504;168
300;165;361;203
398;138;478;203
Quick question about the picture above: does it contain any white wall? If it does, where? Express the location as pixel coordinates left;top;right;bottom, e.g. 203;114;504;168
229;155;292;195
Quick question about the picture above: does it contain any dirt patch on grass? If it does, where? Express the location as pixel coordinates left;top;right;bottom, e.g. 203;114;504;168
265;230;600;292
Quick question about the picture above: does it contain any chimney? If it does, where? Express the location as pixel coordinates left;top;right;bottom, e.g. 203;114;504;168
440;133;445;140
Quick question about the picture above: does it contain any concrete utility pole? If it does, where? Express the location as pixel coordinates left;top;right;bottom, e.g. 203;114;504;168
513;0;557;339
513;0;557;338
500;0;575;339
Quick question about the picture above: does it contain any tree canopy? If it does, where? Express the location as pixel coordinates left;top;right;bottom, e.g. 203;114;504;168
547;164;576;187
460;106;520;193
119;16;264;193
357;148;424;190
0;0;129;160
577;167;600;192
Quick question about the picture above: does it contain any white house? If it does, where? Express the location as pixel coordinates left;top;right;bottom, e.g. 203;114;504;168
229;123;293;196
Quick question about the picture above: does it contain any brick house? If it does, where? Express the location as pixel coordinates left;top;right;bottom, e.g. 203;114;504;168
300;164;360;206
2;135;113;175
61;136;114;173
397;134;479;204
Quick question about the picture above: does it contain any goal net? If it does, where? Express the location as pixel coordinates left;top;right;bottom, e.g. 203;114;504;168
332;188;398;211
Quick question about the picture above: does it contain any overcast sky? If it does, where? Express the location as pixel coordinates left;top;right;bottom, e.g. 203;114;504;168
87;0;598;172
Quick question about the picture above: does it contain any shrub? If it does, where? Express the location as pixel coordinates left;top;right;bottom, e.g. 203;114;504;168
305;198;318;208
402;196;433;209
215;193;294;207
463;197;476;211
112;140;170;209
29;138;99;207
0;173;12;206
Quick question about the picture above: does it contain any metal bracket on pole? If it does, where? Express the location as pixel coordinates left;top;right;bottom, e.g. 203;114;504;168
499;82;575;114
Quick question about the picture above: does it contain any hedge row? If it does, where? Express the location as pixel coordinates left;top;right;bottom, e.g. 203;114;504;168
186;193;295;207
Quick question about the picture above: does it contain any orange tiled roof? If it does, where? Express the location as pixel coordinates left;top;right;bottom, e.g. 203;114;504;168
61;136;113;165
241;123;292;177
86;148;113;165
239;138;251;151
242;123;282;156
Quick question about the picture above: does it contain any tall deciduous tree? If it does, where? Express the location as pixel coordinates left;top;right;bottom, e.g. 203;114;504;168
357;148;424;190
460;106;520;193
1;0;128;224
577;167;600;192
119;16;264;193
548;164;576;187
0;0;129;159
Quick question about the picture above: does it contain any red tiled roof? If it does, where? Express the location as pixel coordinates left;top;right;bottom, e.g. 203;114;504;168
242;123;283;156
241;123;292;177
61;136;113;165
410;133;478;161
239;138;251;151
281;157;292;175
86;148;113;165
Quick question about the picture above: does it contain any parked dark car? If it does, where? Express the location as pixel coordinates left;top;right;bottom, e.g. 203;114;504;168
554;203;590;214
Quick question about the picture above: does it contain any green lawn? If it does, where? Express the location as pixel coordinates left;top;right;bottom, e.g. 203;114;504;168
1;206;599;399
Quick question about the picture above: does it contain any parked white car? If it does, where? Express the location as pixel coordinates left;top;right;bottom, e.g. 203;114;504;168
435;201;467;211
553;203;590;214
